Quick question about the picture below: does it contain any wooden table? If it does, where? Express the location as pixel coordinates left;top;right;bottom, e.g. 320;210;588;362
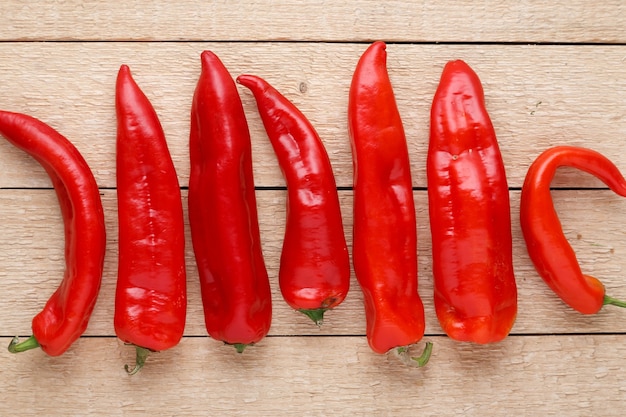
1;2;626;415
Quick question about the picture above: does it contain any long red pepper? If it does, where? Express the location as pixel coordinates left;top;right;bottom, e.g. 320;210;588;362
428;60;517;344
114;65;187;374
189;51;272;352
521;146;626;314
236;74;350;325
348;41;430;364
1;111;106;356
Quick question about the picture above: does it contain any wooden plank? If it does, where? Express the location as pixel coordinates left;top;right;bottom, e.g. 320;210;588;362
3;188;626;337
1;335;625;416
1;42;625;189
1;1;625;43
1;3;626;416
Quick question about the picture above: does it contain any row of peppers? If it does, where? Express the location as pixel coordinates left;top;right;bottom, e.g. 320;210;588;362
2;42;626;373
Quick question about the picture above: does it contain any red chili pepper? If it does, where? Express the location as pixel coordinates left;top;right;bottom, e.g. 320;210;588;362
188;51;272;352
236;74;350;325
427;60;517;344
348;41;431;364
1;111;106;356
520;146;626;314
114;65;187;374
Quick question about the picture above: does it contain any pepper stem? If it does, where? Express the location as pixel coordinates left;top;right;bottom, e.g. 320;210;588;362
226;343;253;353
603;295;626;309
298;308;327;326
124;345;152;375
410;341;434;367
8;335;40;353
396;341;433;367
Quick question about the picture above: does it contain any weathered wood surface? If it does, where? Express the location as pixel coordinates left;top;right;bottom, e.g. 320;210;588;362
1;43;625;189
1;0;625;43
2;2;626;416
2;335;624;416
2;189;626;337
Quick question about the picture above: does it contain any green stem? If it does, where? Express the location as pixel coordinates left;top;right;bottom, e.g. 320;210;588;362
124;345;152;375
410;342;434;367
8;335;40;353
231;343;249;353
298;308;328;326
603;295;626;309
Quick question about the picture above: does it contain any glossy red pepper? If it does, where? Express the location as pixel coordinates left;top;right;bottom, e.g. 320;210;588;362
114;65;187;374
189;51;272;352
427;60;517;344
521;146;626;314
348;41;430;363
1;111;106;356
236;74;350;325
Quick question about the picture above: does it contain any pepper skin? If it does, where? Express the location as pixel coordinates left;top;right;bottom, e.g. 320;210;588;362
236;74;350;325
0;111;106;356
115;65;187;374
520;146;626;314
348;41;428;358
189;51;272;352
427;60;517;344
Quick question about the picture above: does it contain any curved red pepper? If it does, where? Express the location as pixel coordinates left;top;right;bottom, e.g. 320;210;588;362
521;146;626;314
427;60;517;344
236;74;350;325
188;51;272;352
1;111;106;356
114;65;187;373
348;42;430;363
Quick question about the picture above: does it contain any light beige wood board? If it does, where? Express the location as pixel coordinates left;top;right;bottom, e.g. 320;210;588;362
1;1;625;43
2;2;626;415
1;335;625;416
2;189;626;338
0;43;625;188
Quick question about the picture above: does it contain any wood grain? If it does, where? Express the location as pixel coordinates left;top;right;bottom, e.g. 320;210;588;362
0;43;625;188
2;189;626;337
2;336;625;416
1;0;625;43
2;2;626;416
